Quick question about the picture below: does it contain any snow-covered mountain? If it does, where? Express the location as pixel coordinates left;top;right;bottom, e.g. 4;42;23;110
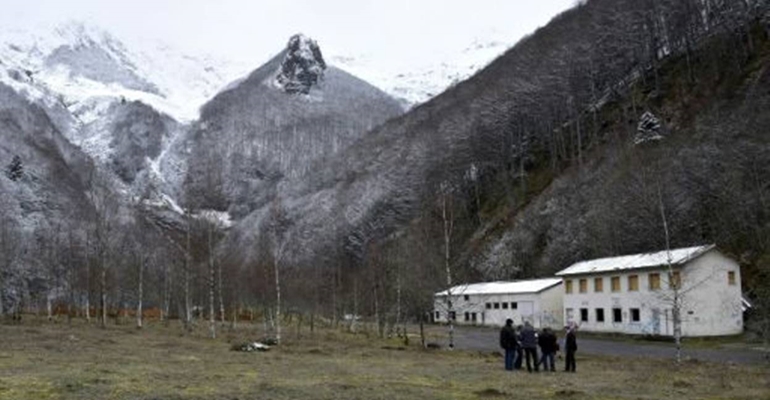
182;34;403;217
0;21;248;126
0;21;252;211
1;20;514;126
329;31;514;107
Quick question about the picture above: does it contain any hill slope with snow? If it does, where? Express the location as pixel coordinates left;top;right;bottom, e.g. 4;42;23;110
0;21;247;126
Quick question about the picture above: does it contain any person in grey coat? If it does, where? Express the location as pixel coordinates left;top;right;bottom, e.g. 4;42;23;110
564;322;578;372
519;321;539;372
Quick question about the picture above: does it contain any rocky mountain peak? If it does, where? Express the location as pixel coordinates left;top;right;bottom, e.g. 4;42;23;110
275;34;326;94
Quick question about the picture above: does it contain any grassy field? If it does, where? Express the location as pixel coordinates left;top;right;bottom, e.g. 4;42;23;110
0;318;768;400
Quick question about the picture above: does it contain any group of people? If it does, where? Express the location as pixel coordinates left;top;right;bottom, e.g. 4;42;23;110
499;319;577;373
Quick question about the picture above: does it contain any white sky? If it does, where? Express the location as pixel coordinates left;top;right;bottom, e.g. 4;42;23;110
2;0;577;70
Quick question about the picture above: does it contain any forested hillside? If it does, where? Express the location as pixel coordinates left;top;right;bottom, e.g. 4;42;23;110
213;0;770;335
1;0;768;343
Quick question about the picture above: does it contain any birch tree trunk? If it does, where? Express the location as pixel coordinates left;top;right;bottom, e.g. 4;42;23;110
84;233;91;323
659;185;682;364
441;189;455;349
351;277;358;334
184;215;192;331
373;284;381;338
217;257;225;326
208;224;216;339
136;257;144;329
395;266;402;334
100;264;107;329
274;254;282;344
46;293;53;322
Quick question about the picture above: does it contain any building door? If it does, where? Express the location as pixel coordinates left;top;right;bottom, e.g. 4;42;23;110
518;301;534;323
651;308;661;335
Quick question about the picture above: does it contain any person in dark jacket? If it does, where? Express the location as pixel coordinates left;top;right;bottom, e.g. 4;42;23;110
564;323;578;372
520;321;539;372
499;318;517;371
537;327;558;372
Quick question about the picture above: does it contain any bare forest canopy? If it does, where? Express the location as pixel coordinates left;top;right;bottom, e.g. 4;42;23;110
0;0;769;340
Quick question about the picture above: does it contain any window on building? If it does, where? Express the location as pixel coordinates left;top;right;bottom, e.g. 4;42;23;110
566;308;574;323
728;271;736;285
471;313;477;322
435;311;440;320
449;311;456;321
611;276;621;292
649;273;661;290
612;308;622;323
579;279;587;293
669;271;681;289
628;275;639;291
502;302;509;309
464;295;470;301
596;308;605;322
594;277;603;292
464;312;470;321
630;308;640;322
486;303;491;309
511;302;518;309
565;279;573;294
494;302;500;309
580;308;588;322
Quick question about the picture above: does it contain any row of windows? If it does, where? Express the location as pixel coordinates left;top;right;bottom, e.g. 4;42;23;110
565;272;681;294
485;302;518;310
567;307;640;323
565;271;736;294
434;311;480;322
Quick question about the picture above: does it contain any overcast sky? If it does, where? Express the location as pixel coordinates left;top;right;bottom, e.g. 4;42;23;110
2;0;576;69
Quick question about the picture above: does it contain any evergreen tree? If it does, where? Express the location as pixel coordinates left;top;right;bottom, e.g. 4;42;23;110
5;155;23;182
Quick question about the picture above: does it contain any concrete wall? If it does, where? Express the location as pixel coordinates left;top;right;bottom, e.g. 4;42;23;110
561;250;742;337
433;284;563;329
678;251;743;336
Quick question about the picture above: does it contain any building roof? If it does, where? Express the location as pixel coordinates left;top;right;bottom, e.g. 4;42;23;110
434;278;563;297
555;244;716;277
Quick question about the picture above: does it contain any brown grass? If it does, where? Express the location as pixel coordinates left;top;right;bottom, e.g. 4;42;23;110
0;318;768;400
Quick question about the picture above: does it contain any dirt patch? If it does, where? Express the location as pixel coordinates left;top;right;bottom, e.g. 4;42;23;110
554;389;585;397
673;379;694;388
474;388;507;397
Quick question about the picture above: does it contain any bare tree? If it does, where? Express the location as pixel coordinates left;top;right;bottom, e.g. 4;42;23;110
439;182;456;349
86;172;120;329
196;212;228;338
657;184;682;363
136;246;146;329
0;200;20;318
268;199;292;344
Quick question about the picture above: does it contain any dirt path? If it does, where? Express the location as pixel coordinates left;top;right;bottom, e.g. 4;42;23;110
449;326;768;365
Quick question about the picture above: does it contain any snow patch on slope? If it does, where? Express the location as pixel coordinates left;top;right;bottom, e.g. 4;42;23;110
0;21;248;124
329;30;513;107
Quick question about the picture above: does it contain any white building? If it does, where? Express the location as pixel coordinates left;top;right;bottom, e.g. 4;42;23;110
433;278;563;328
555;244;743;337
